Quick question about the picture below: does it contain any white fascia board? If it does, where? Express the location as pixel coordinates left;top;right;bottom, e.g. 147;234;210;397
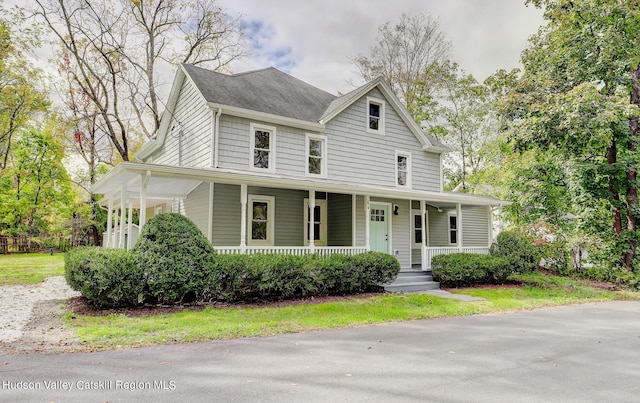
209;103;325;132
96;162;509;207
135;67;188;161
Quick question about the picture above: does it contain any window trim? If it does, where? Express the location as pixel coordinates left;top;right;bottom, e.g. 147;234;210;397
411;209;427;248
395;150;412;188
448;211;458;246
247;194;275;246
249;123;276;173
303;199;327;246
305;133;328;178
366;97;385;135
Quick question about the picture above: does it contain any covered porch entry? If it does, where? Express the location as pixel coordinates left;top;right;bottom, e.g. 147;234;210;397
93;163;504;290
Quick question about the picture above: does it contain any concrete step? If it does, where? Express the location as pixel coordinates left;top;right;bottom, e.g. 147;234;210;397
383;281;440;292
383;269;439;292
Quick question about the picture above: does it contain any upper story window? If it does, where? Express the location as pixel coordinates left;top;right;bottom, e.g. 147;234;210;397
367;97;385;134
250;123;276;172
306;133;327;177
396;151;411;188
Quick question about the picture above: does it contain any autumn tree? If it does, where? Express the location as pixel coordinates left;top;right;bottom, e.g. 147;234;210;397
352;13;451;105
502;0;640;270
33;0;247;161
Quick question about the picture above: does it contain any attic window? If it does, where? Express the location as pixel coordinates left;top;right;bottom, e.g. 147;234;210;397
250;123;276;172
367;97;385;134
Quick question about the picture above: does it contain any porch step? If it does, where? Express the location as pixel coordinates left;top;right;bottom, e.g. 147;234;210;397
383;269;439;293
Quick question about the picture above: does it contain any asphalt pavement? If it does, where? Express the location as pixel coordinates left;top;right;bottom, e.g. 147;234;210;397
1;301;640;402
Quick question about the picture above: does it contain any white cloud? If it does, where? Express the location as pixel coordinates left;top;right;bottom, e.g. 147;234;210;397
221;0;545;94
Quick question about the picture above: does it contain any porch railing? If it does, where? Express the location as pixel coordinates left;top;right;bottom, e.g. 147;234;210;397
422;246;490;270
214;246;369;257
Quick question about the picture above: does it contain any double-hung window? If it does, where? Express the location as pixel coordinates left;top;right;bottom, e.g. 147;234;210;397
250;123;276;172
367;97;385;134
248;195;275;246
448;213;458;245
396;151;411;188
304;199;327;246
306;134;327;177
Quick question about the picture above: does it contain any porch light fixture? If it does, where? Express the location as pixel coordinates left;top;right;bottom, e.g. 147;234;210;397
393;204;399;215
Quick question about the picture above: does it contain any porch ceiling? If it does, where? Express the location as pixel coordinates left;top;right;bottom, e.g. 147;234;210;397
92;162;509;207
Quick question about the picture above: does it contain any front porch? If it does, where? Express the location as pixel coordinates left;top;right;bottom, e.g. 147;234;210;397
94;162;502;291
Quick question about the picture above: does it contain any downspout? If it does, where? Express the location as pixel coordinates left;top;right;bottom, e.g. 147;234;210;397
212;108;222;168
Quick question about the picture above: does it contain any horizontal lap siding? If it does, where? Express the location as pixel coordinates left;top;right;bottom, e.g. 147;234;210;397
152;78;211;167
212;183;241;246
428;206;450;247
324;88;441;192
248;187;305;246
328;193;352;246
462;206;489;247
183;182;210;236
218;116;307;175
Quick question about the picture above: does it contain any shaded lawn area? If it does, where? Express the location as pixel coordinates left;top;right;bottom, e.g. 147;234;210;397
65;271;640;350
0;253;65;285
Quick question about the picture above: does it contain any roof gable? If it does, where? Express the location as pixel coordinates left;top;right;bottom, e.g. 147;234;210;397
182;64;337;123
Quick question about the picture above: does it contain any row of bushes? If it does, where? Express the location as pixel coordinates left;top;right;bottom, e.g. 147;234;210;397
65;213;400;308
432;231;540;287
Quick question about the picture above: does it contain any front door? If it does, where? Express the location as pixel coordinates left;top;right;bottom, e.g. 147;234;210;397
370;203;389;253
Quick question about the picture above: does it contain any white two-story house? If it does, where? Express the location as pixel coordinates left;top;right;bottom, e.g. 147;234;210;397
92;64;506;291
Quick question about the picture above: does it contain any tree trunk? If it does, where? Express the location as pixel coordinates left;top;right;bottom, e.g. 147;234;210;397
606;140;623;236
627;63;640;272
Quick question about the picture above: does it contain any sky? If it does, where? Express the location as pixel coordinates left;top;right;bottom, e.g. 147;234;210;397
218;0;546;95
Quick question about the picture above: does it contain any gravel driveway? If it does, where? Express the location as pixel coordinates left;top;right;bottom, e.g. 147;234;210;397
0;276;80;354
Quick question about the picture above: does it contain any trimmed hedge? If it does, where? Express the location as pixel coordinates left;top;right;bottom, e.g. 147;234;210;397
489;231;540;274
133;213;216;304
65;247;144;307
431;253;511;287
207;251;400;303
65;236;400;306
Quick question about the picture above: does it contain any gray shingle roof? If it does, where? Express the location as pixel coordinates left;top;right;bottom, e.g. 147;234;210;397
182;64;337;123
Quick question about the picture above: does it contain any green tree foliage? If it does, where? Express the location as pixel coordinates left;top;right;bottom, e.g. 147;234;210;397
409;61;498;190
500;0;640;271
0;20;48;170
0;117;75;236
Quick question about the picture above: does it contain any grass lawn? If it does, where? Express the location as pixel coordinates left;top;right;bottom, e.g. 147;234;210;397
0;253;65;285
65;271;640;350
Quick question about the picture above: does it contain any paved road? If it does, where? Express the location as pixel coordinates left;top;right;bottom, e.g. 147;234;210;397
1;301;640;402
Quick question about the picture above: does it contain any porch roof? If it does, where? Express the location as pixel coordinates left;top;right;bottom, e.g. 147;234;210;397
92;162;509;208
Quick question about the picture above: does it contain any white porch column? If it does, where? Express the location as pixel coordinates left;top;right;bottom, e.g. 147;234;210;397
457;202;463;251
240;183;248;251
208;182;215;243
139;171;151;228
487;206;493;247
119;187;126;248
106;195;114;248
420;200;427;270
308;190;316;251
111;208;119;248
364;195;371;250
127;198;133;250
352;194;357;247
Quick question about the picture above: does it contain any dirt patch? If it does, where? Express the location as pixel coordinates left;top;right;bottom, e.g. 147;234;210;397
0;299;86;355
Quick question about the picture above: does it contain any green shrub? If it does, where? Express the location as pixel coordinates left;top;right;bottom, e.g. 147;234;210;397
431;253;511;287
539;239;569;274
133;213;216;304
206;251;400;302
490;231;540;274
65;247;143;307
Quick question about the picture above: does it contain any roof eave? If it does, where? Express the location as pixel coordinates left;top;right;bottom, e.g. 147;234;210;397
208;103;325;132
